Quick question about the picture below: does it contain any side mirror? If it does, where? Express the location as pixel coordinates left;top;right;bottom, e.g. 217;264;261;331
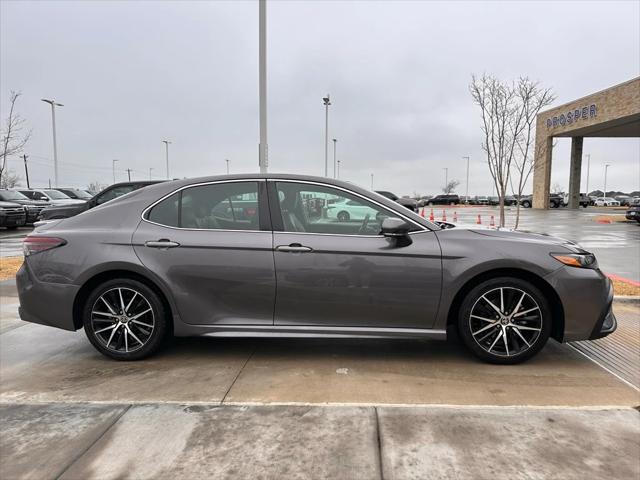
381;217;410;237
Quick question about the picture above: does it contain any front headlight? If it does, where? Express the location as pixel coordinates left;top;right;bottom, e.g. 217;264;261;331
551;253;598;269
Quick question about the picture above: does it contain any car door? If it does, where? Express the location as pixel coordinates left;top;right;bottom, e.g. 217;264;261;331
269;180;442;329
132;180;276;325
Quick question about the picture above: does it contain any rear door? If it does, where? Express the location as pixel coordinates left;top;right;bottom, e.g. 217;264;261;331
132;180;275;325
269;180;442;329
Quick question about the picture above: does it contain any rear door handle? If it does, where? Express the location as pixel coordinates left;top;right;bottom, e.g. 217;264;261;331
276;243;313;253
145;239;180;249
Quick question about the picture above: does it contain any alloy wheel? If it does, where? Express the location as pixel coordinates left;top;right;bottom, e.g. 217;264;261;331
468;287;542;358
90;287;155;354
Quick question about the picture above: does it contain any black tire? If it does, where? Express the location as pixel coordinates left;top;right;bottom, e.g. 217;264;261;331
337;211;350;222
6;226;18;230
457;277;551;364
83;278;170;360
522;201;531;208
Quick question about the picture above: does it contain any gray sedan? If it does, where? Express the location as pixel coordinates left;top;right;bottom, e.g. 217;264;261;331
17;174;616;364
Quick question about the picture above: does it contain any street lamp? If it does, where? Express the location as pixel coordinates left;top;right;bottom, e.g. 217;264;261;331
149;167;154;180
443;167;448;189
337;159;341;180
603;164;610;200
258;0;268;173
323;95;331;177
226;159;230;174
112;159;119;184
463;156;470;203
41;98;64;187
370;173;374;190
162;140;171;179
332;138;337;179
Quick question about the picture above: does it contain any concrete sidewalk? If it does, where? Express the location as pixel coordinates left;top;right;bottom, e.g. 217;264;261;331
2;402;638;480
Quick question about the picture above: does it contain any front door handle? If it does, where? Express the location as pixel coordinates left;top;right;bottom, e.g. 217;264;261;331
276;243;313;253
145;239;180;249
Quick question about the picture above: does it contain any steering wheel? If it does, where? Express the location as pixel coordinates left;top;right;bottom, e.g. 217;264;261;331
358;214;371;234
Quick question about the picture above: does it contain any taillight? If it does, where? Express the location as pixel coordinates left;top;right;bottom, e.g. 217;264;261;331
23;236;66;256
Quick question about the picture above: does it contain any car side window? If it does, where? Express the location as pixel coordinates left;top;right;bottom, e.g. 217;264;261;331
146;182;260;231
275;182;410;236
97;185;136;205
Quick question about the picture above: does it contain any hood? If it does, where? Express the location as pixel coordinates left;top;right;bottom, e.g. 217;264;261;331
0;201;23;208
467;227;584;250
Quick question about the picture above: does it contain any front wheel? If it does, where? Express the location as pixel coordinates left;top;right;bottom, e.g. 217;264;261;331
522;201;531;208
337;211;350;222
83;278;170;360
457;277;551;364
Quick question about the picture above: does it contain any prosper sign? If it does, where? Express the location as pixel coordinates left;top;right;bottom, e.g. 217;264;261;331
546;104;597;129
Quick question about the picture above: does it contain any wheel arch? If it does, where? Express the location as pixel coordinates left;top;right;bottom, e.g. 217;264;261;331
72;269;174;332
446;267;565;342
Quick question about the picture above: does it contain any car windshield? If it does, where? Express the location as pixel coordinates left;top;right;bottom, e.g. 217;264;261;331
43;189;72;199
0;190;28;201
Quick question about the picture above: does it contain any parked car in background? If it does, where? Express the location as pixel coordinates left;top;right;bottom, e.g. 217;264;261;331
18;189;85;206
614;195;633;206
519;194;563;208
417;195;432;207
469;196;488;205
374;190;418;211
562;193;590;208
0;200;27;229
39;181;163;220
427;194;460;206
594;197;620;207
326;198;380;222
54;188;93;200
625;203;640;223
0;190;49;224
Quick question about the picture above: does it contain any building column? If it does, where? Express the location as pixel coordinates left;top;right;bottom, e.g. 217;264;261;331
568;137;583;209
532;131;552;209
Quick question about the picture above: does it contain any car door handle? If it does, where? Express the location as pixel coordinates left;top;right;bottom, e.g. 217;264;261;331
145;239;180;249
276;243;313;253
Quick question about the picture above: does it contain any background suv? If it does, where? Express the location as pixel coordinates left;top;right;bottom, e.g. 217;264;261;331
0;190;48;224
427;194;460;206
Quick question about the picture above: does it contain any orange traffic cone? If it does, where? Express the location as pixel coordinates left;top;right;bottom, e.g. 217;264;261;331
420;207;425;218
476;214;482;225
429;209;434;221
442;210;447;221
490;215;495;227
453;211;458;222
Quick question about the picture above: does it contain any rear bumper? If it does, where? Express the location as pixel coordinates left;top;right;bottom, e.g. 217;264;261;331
544;266;615;342
0;214;26;227
16;261;79;331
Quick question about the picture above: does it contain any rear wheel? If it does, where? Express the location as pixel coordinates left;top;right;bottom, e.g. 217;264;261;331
337;211;350;222
83;278;169;360
522;200;531;208
457;277;551;364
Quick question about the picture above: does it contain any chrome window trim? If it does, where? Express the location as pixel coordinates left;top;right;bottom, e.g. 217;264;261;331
140;179;265;233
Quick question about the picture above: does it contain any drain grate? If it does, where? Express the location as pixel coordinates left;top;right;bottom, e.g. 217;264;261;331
570;302;640;390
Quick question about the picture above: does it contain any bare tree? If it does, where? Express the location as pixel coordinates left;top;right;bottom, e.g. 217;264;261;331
509;79;555;229
0;169;20;189
442;179;460;194
470;75;529;227
1;91;31;186
87;181;106;194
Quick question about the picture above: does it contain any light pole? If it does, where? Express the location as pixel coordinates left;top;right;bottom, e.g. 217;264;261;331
149;167;154;180
603;164;610;200
323;95;331;177
226;159;230;174
332;138;337;179
337;159;341;180
443;167;448;189
112;159;119;184
162;140;171;179
258;0;268;173
585;154;591;195
41;98;63;187
370;173;374;190
463;156;470;203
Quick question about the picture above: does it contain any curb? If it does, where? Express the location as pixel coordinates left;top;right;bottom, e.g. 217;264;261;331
613;296;640;304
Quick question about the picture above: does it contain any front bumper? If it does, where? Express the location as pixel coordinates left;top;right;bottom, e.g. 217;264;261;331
544;266;616;342
16;261;79;331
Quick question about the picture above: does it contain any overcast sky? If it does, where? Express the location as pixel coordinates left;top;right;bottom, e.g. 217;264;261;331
1;0;639;195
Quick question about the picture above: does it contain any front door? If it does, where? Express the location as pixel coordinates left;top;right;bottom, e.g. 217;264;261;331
270;181;442;329
132;180;275;325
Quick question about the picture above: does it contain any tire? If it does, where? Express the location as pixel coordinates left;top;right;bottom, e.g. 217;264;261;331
522;201;531;208
83;278;170;360
457;277;551;364
6;226;18;230
337;211;350;222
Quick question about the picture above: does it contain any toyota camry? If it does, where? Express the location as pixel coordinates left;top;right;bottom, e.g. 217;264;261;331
17;174;616;364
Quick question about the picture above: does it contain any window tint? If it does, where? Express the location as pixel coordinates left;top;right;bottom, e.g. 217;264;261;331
96;185;136;205
146;182;260;231
275;182;408;236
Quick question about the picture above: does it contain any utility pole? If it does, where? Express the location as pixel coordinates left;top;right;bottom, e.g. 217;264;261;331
162;140;171;179
41;98;64;187
23;154;30;189
112;159;119;184
585;154;591;195
258;0;268;173
337;159;341;180
323;95;331;177
226;159;230;174
332;138;337;179
126;168;132;181
149;167;154;180
603;164;610;199
463;156;470;203
370;173;374;190
443;167;448;189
